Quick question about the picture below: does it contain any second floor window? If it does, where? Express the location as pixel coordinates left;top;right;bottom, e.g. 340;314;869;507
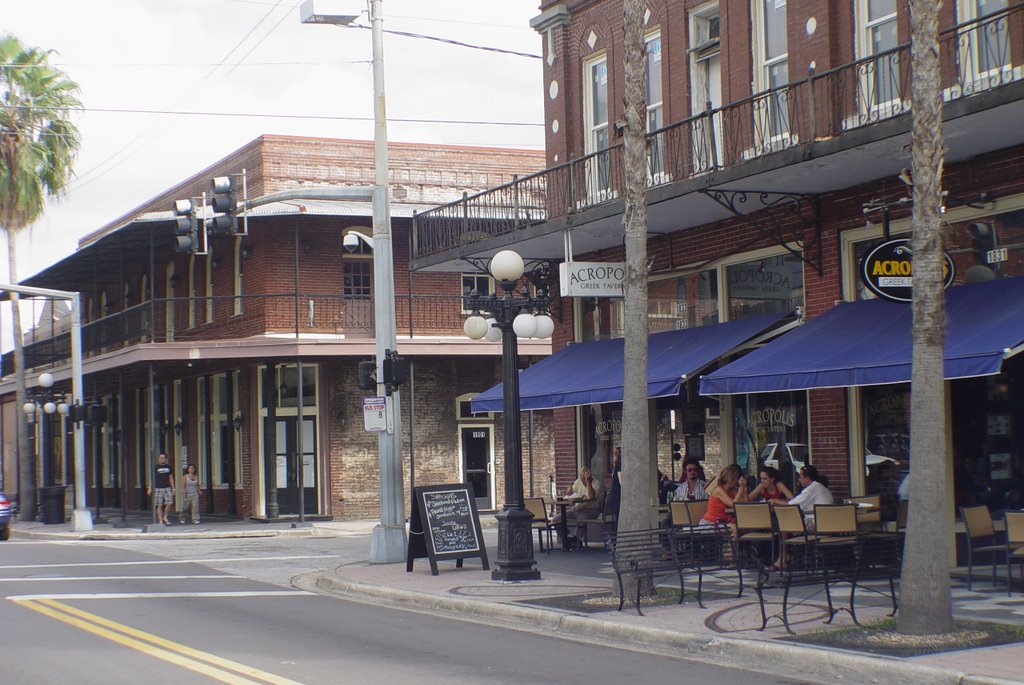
462;273;494;314
646;32;666;182
858;0;899;109
583;52;611;200
343;260;371;297
584;54;609;155
959;0;1010;81
753;0;790;139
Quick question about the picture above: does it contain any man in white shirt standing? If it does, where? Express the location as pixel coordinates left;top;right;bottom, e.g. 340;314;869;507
788;465;833;529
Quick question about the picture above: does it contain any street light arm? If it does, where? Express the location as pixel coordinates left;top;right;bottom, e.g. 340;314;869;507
243;186;374;210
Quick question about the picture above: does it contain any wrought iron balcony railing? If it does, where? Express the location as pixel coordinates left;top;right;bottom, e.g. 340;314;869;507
2;292;473;375
413;4;1024;261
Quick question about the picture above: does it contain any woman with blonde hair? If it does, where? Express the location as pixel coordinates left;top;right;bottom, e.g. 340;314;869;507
699;464;748;535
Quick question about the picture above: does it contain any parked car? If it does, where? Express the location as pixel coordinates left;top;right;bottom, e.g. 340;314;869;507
761;442;898;476
0;490;12;541
760;442;810;473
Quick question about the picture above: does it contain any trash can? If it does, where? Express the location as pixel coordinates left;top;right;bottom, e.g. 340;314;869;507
39;485;66;525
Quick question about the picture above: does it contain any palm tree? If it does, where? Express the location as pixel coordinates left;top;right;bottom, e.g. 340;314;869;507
0;34;81;520
619;0;654;548
898;0;954;633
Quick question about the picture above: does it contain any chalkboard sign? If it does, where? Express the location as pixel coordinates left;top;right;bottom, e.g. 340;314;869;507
407;483;489;576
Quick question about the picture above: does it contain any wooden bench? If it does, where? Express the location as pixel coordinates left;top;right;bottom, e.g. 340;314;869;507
604;526;741;615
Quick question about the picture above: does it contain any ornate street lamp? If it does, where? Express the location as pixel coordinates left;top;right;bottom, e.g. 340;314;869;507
23;372;72;521
464;250;554;581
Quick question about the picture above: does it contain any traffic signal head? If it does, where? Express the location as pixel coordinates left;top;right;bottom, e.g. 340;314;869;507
173;198;200;253
671;443;682;462
87;403;108;424
208;176;239;235
207;213;237;236
383;355;408;387
357;360;377;390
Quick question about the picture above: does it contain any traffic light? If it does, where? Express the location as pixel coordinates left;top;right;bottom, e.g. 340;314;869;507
208;176;239;236
173;198;200;253
383;353;408;388
968;222;997;264
357;360;377;390
671;443;682;462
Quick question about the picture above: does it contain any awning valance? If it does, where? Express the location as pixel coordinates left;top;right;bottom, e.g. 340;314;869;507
471;312;787;412
699;276;1024;395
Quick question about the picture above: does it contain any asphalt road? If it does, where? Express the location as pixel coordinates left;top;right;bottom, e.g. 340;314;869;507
0;537;806;684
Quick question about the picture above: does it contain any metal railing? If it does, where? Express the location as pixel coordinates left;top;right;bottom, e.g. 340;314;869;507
2;292;472;374
413;4;1024;260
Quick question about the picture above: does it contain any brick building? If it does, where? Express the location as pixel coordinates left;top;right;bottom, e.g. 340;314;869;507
412;1;1024;537
1;135;555;521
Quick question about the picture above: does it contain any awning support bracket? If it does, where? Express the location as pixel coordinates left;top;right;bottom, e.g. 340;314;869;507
699;189;823;275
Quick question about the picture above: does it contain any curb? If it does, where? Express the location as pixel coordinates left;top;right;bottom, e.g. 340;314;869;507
12;527;324;541
307;570;1023;685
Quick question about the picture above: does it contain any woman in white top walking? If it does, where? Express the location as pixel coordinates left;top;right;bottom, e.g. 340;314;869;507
181;464;203;524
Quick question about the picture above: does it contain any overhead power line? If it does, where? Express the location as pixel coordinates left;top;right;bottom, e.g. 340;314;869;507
346;24;541;59
5;104;542;127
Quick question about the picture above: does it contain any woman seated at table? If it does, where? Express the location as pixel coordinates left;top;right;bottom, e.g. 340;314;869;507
748;466;793;505
787;465;833;529
699;464;748;536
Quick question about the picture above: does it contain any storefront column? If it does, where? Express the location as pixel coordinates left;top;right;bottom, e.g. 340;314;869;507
944;386;957;566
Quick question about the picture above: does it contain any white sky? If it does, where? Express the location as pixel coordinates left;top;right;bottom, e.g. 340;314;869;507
3;0;545;284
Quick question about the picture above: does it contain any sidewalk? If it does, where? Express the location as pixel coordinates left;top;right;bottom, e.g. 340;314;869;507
304;542;1024;685
12;514;1024;685
9;508;376;540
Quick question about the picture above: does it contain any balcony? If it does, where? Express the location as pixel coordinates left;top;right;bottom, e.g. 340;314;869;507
412;5;1024;271
1;292;472;374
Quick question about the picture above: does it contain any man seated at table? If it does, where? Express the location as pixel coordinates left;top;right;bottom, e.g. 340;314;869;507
674;457;708;501
788;465;834;529
553;466;604;548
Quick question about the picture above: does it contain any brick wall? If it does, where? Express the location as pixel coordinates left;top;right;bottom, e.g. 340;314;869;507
326;356;555;520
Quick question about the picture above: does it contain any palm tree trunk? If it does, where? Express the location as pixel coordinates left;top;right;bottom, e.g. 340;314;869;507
8;238;36;520
620;0;652;543
898;0;953;634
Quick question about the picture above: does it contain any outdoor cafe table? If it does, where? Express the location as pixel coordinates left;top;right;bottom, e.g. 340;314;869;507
553;498;581;551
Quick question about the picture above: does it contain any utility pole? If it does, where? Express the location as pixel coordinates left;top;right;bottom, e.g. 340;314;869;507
366;0;406;562
299;0;406;561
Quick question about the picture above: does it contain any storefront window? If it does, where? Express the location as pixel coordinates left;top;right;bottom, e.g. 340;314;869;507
273;364;317;408
733;391;808;492
726;254;804;321
951;361;1024;514
579;297;625;342
648;269;720;332
862;384;910;517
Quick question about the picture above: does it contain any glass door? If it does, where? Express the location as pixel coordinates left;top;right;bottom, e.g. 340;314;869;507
460;425;493;510
275;416;317;515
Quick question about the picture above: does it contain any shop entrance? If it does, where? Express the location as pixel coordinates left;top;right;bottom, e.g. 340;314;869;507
275;416;317;515
460;425;493;510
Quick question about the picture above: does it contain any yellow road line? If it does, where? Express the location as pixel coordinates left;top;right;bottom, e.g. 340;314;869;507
14;598;305;685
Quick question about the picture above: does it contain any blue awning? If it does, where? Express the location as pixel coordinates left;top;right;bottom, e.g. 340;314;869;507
471;312;787;412
699;276;1024;395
